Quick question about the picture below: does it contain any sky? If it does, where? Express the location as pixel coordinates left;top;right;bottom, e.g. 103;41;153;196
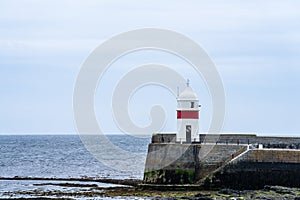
0;0;299;136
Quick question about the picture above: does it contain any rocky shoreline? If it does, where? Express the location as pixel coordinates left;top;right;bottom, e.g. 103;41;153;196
1;177;300;199
4;185;300;199
0;176;142;187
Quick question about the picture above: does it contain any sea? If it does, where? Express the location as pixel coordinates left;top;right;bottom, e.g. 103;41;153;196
0;134;151;199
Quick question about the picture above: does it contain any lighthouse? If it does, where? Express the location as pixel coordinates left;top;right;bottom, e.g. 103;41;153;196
176;80;200;143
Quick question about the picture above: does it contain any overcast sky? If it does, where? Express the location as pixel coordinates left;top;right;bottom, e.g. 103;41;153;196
0;0;299;136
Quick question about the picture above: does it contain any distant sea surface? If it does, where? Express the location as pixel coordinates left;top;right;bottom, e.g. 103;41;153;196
0;134;150;180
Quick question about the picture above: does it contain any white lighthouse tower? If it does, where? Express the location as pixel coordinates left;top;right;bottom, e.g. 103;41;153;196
176;80;200;143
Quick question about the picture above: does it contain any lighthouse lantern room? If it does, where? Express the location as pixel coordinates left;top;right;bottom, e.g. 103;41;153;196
177;80;200;143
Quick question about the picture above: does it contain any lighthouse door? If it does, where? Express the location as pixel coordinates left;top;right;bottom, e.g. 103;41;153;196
186;125;192;143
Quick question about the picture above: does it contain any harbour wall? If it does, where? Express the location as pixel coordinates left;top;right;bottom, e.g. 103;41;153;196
145;133;300;188
152;133;300;148
200;134;300;149
143;143;246;184
212;150;300;189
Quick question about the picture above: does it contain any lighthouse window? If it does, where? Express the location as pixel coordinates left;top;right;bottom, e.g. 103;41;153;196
191;102;194;108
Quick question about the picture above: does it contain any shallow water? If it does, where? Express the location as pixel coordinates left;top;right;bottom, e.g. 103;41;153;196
0;179;128;199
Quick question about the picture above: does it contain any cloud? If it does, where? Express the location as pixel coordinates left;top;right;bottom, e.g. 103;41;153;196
0;0;299;134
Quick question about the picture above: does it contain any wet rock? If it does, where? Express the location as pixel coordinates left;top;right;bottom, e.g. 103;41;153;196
255;197;272;200
194;193;214;200
219;188;240;195
263;185;296;195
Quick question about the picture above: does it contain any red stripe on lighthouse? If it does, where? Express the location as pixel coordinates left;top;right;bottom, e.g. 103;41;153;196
177;111;199;119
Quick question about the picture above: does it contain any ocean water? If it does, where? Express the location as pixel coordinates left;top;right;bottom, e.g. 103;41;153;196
0;134;150;180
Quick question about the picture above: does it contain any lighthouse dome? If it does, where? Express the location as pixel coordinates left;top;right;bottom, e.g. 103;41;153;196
178;86;198;100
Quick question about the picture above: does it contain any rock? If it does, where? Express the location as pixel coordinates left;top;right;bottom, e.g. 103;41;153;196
255;197;272;200
263;185;296;195
219;188;240;195
194;193;214;200
229;198;244;200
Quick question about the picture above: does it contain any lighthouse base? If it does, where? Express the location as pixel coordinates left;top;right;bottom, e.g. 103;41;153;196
143;142;246;184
